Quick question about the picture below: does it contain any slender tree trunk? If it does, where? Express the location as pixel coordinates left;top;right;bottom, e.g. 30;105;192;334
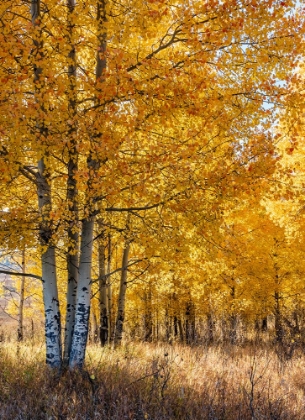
173;315;178;338
178;317;184;342
64;228;78;363
31;0;62;369
293;311;300;335
31;319;35;342
172;293;184;342
113;242;130;347
156;295;159;341
63;0;79;366
90;308;99;343
165;305;171;342
229;315;238;344
69;217;95;368
143;288;153;342
173;314;183;341
107;234;113;344
274;291;283;344
207;313;214;344
229;285;237;344
17;249;26;342
69;0;107;368
262;317;268;332
41;242;61;367
185;299;195;344
38;162;62;367
99;229;109;346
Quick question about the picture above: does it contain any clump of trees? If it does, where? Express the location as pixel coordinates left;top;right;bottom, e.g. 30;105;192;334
0;0;304;369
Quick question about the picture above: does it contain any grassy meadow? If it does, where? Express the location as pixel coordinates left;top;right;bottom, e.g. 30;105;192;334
1;338;305;419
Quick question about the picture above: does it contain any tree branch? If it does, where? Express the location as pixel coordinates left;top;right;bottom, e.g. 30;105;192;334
0;270;42;281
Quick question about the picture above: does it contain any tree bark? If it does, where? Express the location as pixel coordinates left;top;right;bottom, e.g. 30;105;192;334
68;155;99;369
31;0;62;369
38;161;62;368
17;249;26;342
274;291;284;344
69;0;107;368
178;317;184;342
98;228;109;346
107;234;113;344
229;285;237;344
90;307;99;343
165;305;171;342
143;288;153;342
63;0;79;366
185;299;195;344
113;242;130;347
69;217;95;368
262;317;268;332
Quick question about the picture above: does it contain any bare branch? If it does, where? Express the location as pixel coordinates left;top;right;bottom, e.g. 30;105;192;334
0;270;42;281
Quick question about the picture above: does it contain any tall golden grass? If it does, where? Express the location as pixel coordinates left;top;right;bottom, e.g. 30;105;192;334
1;340;305;419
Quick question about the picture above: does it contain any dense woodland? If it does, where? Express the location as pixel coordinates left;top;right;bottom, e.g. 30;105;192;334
0;0;305;372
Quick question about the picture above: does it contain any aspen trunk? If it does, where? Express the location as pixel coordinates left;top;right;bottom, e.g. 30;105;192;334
90;308;99;343
143;288;153;342
165;305;171;342
113;243;130;347
63;0;79;366
255;317;268;333
174;315;184;342
173;315;178;338
107;234;113;344
185;300;195;344
178;317;184;342
274;291;284;344
17;250;26;342
229;315;238;344
64;235;78;363
99;234;109;346
41;246;62;367
38;161;62;368
38;169;62;368
69;0;106;366
31;0;62;369
207;313;215;344
293;311;300;335
155;297;159;341
229;285;237;344
69;217;95;368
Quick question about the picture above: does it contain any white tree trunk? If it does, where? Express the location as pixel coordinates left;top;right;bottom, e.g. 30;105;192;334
41;246;62;367
38;161;62;368
31;0;62;369
69;217;95;368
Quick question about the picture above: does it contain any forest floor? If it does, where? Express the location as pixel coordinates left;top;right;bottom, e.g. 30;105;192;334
0;339;305;419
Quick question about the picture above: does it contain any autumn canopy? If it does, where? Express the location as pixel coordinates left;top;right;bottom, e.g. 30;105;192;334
0;0;304;369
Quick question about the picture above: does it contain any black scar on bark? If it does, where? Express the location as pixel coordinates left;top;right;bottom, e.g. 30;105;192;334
78;304;86;313
46;353;55;359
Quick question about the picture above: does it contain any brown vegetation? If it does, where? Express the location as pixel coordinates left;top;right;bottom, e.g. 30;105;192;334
1;339;305;419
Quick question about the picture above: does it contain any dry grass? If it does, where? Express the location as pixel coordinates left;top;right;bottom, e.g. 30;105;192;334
1;340;305;419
